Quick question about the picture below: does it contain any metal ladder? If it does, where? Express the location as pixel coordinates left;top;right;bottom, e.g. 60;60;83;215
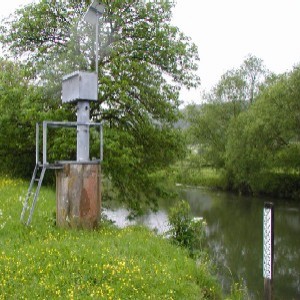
20;163;47;226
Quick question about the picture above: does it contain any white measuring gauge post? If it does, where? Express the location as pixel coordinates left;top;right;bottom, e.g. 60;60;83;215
263;202;274;279
263;202;274;300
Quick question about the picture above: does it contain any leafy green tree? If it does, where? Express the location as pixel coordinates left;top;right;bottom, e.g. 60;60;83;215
0;59;38;177
186;55;267;171
0;0;199;213
187;68;245;170
226;65;300;196
212;69;247;116
186;101;238;169
241;54;268;104
0;59;74;177
206;55;267;106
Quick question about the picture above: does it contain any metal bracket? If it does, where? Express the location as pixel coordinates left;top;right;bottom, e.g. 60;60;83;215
36;121;103;166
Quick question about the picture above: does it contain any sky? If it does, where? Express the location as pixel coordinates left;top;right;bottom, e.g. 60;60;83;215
1;0;300;104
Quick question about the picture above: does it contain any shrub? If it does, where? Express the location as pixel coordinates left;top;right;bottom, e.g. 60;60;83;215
167;200;206;257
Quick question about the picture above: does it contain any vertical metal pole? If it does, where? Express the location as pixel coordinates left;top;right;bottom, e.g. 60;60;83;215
100;123;103;161
95;12;99;77
77;101;90;161
263;202;274;300
36;123;39;164
43;121;47;165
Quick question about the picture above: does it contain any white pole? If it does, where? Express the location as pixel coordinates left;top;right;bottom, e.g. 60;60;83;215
263;202;274;300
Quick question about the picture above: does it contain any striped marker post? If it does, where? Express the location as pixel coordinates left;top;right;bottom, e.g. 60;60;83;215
263;202;274;300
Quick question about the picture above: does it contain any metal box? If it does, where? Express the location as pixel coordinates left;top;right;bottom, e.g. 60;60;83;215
62;71;98;103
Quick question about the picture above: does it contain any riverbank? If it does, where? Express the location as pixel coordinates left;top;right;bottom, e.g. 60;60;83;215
174;162;300;201
0;177;241;299
174;164;226;190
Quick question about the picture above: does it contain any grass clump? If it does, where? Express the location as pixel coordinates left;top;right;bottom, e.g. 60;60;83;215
0;176;223;299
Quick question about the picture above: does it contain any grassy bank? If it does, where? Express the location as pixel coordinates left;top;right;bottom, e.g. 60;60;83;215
0;176;226;299
174;161;226;189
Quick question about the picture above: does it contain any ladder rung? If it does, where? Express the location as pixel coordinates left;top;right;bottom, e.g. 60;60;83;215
21;164;47;225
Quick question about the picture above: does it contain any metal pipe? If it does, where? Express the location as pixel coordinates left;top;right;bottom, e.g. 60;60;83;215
36;123;39;164
43;121;47;165
100;123;103;161
95;11;99;77
77;101;90;162
44;120;100;128
40;121;103;164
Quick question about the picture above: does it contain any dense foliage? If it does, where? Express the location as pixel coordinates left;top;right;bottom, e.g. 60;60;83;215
187;55;267;169
0;59;74;178
226;66;300;197
0;0;200;213
186;56;300;199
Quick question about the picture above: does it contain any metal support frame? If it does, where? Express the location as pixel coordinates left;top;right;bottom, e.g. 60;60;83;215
21;121;103;225
37;121;103;166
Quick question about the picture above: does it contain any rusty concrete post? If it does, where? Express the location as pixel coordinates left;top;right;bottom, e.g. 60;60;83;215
56;163;101;229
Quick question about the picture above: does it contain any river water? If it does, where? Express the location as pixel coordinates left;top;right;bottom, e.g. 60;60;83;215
104;187;300;299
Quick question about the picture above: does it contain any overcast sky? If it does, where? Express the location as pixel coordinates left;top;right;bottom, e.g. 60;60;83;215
1;0;300;104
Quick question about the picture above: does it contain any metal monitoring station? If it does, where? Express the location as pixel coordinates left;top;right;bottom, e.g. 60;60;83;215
21;1;105;229
62;71;98;162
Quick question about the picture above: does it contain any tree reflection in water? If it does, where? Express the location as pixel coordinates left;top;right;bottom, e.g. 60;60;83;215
181;188;300;299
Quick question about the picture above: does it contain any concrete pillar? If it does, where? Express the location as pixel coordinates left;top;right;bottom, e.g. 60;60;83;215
56;163;101;229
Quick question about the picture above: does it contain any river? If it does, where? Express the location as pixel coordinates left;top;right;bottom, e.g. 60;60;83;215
104;187;300;299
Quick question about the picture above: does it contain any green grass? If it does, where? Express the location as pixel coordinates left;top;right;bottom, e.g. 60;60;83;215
174;163;226;189
0;176;224;299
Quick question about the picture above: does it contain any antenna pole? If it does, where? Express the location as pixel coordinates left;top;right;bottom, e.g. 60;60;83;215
95;11;99;76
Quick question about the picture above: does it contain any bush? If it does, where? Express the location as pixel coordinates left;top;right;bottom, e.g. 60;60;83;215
167;200;206;257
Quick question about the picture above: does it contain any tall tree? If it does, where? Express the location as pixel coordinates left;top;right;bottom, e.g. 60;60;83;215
186;101;237;169
226;65;300;196
0;0;199;214
187;55;267;170
241;54;268;104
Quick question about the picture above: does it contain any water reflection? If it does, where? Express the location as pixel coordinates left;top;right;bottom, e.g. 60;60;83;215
104;188;300;299
103;208;170;235
181;188;300;299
